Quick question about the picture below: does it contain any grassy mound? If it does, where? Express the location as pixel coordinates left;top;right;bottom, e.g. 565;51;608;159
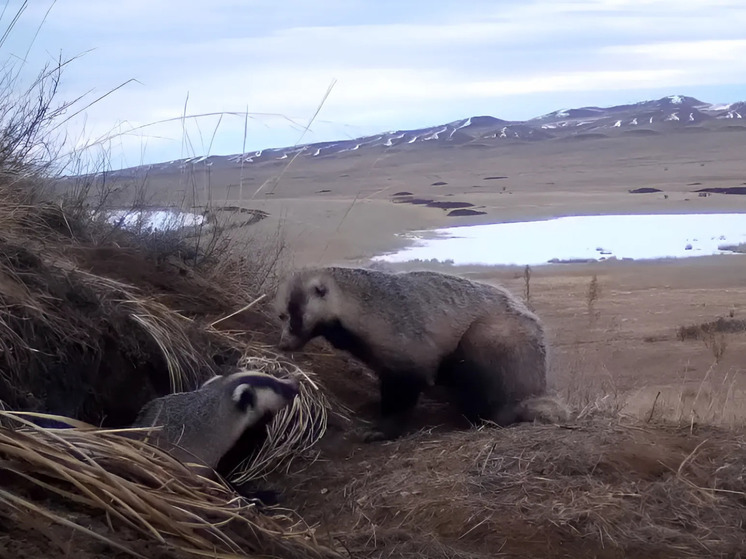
275;414;746;558
0;191;241;426
0;189;336;556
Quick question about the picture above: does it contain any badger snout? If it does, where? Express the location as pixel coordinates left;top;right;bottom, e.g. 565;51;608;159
278;331;305;352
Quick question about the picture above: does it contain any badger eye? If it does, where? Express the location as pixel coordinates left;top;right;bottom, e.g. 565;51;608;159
278;312;288;321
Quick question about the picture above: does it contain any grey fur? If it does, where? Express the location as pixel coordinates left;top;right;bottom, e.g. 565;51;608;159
131;370;298;474
274;266;568;441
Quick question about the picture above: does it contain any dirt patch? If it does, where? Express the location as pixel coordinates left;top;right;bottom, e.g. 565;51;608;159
68;246;232;317
448;209;487;217
249;317;746;558
695;186;746;195
719;242;746;253
629;187;663;193
392;197;434;205
426;200;474;209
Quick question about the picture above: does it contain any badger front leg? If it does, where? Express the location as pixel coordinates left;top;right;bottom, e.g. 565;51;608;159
363;371;425;443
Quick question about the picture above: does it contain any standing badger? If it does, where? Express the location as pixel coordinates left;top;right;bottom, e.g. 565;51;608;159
274;266;568;442
131;370;299;476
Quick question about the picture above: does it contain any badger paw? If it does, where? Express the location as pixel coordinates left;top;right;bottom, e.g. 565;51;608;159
361;429;390;443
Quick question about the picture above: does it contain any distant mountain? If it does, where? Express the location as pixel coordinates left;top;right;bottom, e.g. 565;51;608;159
531;95;732;129
97;95;745;177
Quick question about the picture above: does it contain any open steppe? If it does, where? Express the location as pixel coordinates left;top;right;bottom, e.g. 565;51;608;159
5;110;746;558
121;122;746;556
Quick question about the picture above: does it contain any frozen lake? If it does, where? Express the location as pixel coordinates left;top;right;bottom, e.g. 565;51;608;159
101;209;205;231
373;213;746;266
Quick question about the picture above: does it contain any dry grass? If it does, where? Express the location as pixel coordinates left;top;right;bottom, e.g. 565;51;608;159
228;354;333;483
277;415;746;559
677;317;746;342
0;187;333;481
0;192;222;420
0;411;342;559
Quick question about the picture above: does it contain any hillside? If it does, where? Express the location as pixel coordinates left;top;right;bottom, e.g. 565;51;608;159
85;95;746;179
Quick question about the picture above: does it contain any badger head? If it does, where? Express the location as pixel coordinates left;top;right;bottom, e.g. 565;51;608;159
132;370;300;472
274;269;338;351
201;370;300;439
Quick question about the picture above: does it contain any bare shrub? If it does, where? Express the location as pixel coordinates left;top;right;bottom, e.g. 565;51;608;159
586;273;600;324
523;264;532;308
677;317;746;341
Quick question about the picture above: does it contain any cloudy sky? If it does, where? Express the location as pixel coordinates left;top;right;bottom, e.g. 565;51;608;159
6;0;746;169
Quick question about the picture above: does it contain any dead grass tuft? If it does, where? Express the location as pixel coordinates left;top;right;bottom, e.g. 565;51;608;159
219;352;337;484
0;411;342;558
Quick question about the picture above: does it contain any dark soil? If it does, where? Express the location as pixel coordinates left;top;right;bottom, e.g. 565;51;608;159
392;197;434;205
426;200;474;209
448;209;487;217
629;187;663;193
695;186;746;195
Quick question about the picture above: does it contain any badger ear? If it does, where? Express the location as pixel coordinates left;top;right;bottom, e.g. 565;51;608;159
313;282;327;297
233;384;256;412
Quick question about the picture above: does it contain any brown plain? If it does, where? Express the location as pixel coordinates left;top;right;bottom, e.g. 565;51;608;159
129;124;746;557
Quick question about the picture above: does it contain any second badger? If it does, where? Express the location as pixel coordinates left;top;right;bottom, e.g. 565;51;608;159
132;370;299;476
274;266;568;441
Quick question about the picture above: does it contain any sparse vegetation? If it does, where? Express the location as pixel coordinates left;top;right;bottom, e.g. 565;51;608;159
677;317;746;341
586;273;600;324
2;7;746;559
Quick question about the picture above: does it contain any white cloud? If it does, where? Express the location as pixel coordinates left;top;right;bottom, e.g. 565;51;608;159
603;39;746;61
7;0;746;168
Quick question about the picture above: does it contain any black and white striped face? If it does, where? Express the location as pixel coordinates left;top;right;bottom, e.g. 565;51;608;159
201;370;299;430
274;271;333;351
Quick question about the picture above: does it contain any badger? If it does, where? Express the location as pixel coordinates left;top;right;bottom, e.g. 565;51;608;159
131;370;299;476
274;266;569;442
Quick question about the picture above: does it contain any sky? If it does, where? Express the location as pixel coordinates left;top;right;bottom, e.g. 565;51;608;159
4;0;746;170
